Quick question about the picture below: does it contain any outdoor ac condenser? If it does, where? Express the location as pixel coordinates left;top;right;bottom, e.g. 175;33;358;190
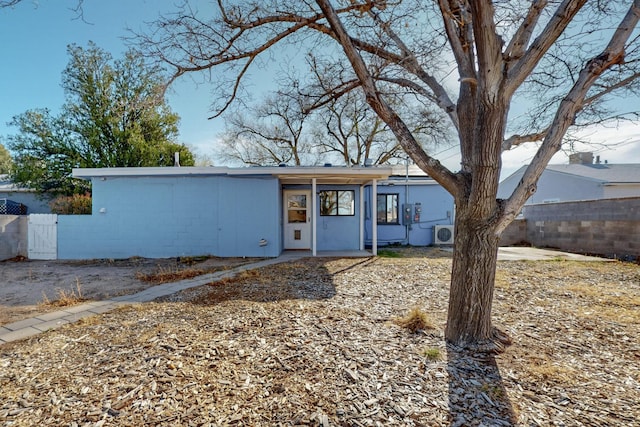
434;225;455;245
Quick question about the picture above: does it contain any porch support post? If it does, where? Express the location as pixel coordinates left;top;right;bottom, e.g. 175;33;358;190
371;179;377;256
312;178;317;257
359;184;365;251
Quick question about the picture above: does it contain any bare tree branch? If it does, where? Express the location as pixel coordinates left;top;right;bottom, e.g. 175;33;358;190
502;130;548;151
316;0;462;196
503;0;548;60
505;0;588;96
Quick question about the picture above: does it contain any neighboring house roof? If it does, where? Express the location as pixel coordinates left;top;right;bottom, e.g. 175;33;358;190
498;160;640;204
543;163;640;185
0;174;33;193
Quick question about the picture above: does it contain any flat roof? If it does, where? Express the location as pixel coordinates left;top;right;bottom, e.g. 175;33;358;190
72;166;395;185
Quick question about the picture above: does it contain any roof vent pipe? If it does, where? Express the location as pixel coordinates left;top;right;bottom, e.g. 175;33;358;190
174;152;180;167
364;158;373;167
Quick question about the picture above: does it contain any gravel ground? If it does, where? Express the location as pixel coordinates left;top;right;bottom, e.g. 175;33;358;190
0;247;638;426
0;256;251;326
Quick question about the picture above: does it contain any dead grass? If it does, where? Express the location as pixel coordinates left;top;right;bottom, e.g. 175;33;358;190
39;279;86;308
394;306;434;333
560;277;640;324
135;257;255;285
524;356;578;383
136;266;208;284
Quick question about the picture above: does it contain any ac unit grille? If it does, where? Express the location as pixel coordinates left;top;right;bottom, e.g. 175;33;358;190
434;225;454;244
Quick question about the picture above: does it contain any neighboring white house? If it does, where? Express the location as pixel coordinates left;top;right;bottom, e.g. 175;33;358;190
498;152;640;204
0;175;52;214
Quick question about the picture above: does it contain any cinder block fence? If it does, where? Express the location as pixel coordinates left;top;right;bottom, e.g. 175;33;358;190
500;197;640;260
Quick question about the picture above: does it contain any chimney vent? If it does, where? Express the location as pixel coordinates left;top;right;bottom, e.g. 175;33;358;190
569;152;594;165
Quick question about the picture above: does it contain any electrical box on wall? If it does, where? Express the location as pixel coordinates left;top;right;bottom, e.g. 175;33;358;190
402;203;413;225
414;202;422;223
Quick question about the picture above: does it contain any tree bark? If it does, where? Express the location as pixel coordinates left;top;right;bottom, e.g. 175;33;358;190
445;208;500;348
445;94;508;349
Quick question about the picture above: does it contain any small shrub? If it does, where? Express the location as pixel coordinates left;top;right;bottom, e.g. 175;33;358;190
422;347;441;361
49;193;92;214
395;307;434;333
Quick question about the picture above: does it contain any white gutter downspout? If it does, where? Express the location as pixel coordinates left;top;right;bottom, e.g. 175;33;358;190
312;178;317;257
359;184;365;251
372;179;377;256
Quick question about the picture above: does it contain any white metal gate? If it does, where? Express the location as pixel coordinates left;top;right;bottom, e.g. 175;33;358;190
28;214;58;260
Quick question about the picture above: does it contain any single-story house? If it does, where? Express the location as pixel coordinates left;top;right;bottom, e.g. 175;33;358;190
54;165;455;259
0;175;52;214
498;152;640;204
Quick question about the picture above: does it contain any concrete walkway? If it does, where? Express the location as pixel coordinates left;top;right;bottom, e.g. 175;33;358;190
0;247;610;345
0;252;308;346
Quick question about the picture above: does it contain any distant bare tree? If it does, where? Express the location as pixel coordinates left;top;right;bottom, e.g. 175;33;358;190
217;91;317;166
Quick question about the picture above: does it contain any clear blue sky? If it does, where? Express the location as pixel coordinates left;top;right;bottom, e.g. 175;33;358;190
0;0;224;159
1;1;639;176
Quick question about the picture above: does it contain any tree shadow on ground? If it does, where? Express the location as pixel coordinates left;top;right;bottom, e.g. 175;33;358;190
186;257;340;305
447;345;516;426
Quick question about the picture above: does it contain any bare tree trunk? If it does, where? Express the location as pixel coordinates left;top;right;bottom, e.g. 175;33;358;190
445;205;510;351
444;99;510;351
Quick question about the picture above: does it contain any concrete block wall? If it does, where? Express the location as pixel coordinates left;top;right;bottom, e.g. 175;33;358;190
499;197;640;259
524;197;640;221
0;215;27;260
499;219;527;246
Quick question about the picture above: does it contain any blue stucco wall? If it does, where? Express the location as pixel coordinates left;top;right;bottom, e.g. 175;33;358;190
315;185;361;251
364;182;454;246
58;175;281;259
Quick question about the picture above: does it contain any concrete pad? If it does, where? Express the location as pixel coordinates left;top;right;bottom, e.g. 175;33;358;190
498;247;612;261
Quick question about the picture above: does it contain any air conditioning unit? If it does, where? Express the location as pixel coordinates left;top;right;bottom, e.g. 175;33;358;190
434;225;455;245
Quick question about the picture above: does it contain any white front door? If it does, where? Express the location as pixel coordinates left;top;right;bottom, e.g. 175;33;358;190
284;190;311;249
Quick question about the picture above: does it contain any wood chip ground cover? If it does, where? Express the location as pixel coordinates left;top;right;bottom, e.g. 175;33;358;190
1;249;638;426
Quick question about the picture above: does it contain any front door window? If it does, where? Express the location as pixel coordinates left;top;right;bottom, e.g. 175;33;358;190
284;191;311;249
